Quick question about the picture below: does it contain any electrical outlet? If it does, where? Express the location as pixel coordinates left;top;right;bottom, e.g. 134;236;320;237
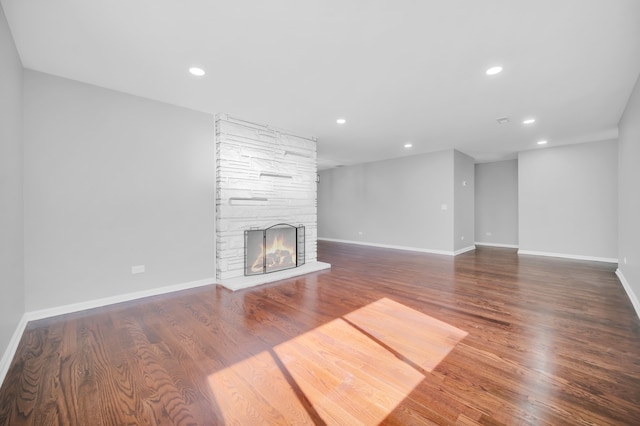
131;265;145;274
624;257;628;265
486;231;492;236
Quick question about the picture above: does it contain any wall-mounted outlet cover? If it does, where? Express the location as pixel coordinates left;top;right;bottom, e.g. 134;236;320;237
131;265;145;274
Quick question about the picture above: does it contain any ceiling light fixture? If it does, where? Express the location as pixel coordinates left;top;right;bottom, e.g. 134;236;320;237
336;118;346;124
523;118;536;125
485;66;503;75
189;67;205;77
496;117;510;124
404;143;413;148
537;140;548;145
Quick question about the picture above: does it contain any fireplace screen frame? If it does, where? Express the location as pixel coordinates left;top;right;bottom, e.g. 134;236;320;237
244;224;305;276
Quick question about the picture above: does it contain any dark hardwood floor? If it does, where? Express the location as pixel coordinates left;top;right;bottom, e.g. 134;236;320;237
1;241;639;425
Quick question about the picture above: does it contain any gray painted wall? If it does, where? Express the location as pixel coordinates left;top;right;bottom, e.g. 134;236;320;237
618;73;640;311
318;150;465;253
453;150;475;251
475;160;518;246
0;4;25;367
23;71;216;311
518;140;618;260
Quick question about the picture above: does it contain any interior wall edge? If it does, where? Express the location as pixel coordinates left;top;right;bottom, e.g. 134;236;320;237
616;269;640;320
475;242;519;249
318;237;468;256
517;249;618;264
0;313;28;390
1;276;220;387
24;277;217;323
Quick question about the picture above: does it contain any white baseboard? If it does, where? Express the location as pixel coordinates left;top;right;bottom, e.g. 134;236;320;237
0;276;216;388
0;313;28;389
318;237;474;256
454;245;476;255
616;269;640;320
25;277;217;322
475;242;519;249
517;249;618;264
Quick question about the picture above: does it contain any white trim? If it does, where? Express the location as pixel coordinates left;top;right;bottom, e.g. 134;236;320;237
218;262;332;291
517;249;618;264
475;242;519;249
25;277;216;322
454;245;476;255
1;277;216;387
318;237;470;256
0;313;29;388
616;269;640;320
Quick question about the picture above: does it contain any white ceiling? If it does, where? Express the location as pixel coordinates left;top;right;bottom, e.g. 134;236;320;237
3;0;640;169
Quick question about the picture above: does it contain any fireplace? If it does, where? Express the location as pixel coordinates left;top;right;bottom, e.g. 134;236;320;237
245;224;305;276
215;114;329;289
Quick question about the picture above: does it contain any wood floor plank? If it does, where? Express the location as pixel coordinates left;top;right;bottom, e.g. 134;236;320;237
275;324;409;425
208;349;315;425
344;297;468;372
2;242;640;425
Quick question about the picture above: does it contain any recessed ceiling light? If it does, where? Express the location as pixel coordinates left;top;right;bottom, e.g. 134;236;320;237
496;117;510;125
404;143;413;148
336;118;346;124
523;118;536;125
537;140;548;145
189;67;205;77
485;66;503;75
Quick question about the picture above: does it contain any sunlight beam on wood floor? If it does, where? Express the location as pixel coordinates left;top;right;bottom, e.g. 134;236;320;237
209;297;467;424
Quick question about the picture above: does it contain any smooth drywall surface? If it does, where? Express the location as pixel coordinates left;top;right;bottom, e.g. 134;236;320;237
0;3;25;365
23;71;216;311
519;140;618;260
453;150;475;251
475;160;518;246
318;150;454;252
618;73;640;312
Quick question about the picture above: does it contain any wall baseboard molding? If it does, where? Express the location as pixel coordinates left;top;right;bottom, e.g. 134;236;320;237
1;276;216;388
454;245;476;255
616;269;640;320
517;249;618;264
475;242;519;249
318;237;475;256
0;313;29;389
25;277;217;322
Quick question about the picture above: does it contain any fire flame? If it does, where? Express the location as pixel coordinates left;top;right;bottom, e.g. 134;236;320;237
251;233;297;272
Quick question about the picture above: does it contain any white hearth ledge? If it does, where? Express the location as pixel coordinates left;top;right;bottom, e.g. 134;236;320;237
218;261;331;291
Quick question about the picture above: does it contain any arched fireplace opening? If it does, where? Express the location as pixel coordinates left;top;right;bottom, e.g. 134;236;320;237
244;224;305;276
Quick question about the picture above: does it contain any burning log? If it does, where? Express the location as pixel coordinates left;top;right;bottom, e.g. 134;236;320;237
245;225;302;275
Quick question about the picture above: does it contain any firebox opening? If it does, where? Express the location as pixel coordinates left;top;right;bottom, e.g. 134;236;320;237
245;224;305;276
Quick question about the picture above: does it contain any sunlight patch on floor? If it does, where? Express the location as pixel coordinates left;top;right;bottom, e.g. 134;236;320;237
345;297;469;372
273;317;425;424
209;297;467;424
208;350;314;424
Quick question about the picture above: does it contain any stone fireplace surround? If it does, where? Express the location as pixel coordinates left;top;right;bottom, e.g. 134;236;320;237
215;114;330;290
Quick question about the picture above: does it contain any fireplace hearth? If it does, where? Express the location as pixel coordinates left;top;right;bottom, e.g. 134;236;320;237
245;224;305;276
